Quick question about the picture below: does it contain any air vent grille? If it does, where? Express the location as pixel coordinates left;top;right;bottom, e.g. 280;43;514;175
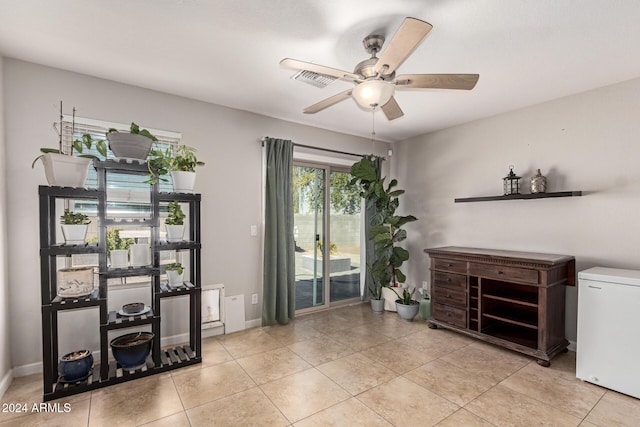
291;70;336;88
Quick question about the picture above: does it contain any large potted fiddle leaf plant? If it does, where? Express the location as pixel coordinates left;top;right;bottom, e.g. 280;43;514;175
350;156;417;316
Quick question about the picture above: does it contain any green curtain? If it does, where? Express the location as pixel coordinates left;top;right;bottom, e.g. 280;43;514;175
362;155;382;301
262;138;295;325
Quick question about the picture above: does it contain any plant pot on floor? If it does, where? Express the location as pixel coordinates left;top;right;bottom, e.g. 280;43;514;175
370;298;385;314
382;285;407;312
38;153;93;188
106;133;153;160
395;300;420;321
170;170;196;193
61;224;88;245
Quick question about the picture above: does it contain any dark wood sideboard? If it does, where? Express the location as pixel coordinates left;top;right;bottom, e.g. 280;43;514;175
424;246;575;366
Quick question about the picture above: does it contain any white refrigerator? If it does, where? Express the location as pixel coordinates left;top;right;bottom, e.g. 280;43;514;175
577;267;640;398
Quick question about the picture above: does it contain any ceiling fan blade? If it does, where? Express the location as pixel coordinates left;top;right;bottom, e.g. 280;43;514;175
381;97;404;121
375;17;433;75
303;89;353;114
280;58;359;82
395;74;479;90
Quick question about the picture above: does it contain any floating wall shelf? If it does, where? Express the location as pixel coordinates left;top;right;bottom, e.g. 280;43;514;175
455;191;583;203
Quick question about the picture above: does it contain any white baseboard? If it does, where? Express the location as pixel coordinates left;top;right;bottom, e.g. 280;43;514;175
0;369;13;399
246;319;261;329
568;340;576;352
13;361;41;378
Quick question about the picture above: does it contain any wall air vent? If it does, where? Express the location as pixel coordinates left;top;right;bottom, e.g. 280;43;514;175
291;70;337;88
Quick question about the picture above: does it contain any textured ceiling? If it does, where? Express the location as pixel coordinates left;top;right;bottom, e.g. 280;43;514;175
1;0;640;142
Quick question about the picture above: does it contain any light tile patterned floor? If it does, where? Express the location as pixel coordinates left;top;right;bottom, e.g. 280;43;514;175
1;303;639;426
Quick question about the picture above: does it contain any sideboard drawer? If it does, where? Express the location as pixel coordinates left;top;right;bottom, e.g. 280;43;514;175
432;303;466;328
433;271;467;290
469;263;538;284
433;259;467;274
432;286;467;308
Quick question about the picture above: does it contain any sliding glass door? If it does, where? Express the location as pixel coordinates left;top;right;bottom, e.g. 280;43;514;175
293;162;361;313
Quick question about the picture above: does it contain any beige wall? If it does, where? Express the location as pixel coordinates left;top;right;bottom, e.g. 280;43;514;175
3;58;388;370
392;77;640;343
0;56;12;393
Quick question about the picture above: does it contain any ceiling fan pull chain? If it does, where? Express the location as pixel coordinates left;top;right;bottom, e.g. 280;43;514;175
370;107;376;149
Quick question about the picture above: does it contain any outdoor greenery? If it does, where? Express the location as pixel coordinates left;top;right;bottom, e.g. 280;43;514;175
317;240;337;256
293;167;360;215
350;156;417;300
166;201;185;225
106;122;158;142
60;209;90;225
146;145;205;184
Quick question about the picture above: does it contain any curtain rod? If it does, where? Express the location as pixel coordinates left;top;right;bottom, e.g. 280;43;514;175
260;137;367;158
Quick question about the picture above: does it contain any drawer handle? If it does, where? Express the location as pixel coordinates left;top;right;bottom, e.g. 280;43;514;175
497;271;504;275
446;294;452;298
447;263;453;267
447;312;452;317
446;278;452;282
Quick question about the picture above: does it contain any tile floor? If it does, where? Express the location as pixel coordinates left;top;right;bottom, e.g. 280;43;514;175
1;303;639;426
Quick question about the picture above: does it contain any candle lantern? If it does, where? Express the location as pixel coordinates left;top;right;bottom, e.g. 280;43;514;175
503;165;521;195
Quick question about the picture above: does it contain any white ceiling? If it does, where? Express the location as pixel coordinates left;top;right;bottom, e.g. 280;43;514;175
1;0;640;142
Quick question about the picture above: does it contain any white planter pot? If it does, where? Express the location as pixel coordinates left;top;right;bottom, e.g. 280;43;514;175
109;249;129;269
61;224;88;245
170;171;196;193
165;224;185;242
37;153;92;188
106;132;153;160
382;285;407;312
167;270;184;288
129;244;150;267
57;267;94;298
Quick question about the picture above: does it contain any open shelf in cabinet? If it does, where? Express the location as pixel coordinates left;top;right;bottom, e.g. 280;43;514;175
481;323;538;349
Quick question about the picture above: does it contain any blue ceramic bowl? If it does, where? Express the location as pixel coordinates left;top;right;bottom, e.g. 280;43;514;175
58;350;93;382
110;332;154;370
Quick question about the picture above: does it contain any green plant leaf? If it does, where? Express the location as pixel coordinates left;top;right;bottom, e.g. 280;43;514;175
130;122;140;134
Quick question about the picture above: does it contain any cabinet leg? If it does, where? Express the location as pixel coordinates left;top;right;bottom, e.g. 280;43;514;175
561;347;569;353
537;359;551;367
427;322;438;329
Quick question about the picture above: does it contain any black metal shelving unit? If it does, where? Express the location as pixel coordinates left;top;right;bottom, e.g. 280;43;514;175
39;160;202;401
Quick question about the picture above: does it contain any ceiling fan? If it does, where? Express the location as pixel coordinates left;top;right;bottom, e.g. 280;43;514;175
280;17;479;121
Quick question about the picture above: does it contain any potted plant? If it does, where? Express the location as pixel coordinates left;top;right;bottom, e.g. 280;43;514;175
350;156;417;313
165;201;185;242
60;209;91;245
147;145;205;192
389;285;420;321
107;228;135;268
106;122;158;160
32;103;107;188
165;262;184;288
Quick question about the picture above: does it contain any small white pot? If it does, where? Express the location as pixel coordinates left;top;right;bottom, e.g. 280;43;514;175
109;249;129;269
61;224;88;245
167;270;184;288
129;244;150;267
165;224;185;242
170;171;196;193
38;153;92;188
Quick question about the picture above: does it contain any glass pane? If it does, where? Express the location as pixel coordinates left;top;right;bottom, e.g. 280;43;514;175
329;170;361;302
293;166;325;310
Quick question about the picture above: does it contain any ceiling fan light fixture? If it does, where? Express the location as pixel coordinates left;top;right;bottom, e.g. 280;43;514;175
352;79;395;109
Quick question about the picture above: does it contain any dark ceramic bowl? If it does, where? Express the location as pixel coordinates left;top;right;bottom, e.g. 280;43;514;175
58;350;93;382
110;332;154;370
122;302;145;314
